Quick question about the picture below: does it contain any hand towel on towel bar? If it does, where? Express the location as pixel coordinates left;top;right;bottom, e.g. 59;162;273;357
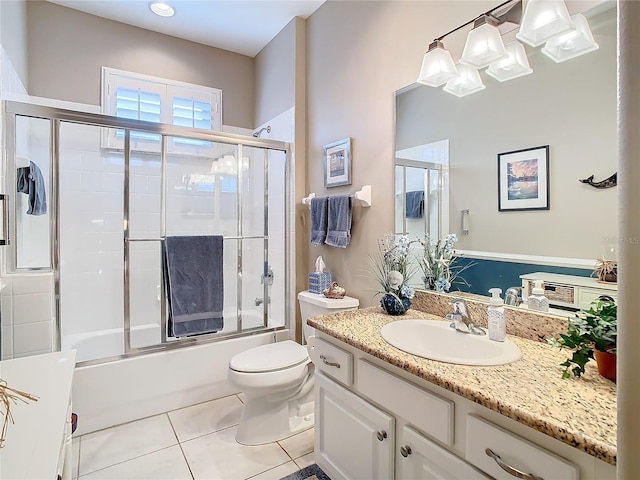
310;196;328;246
163;235;224;337
325;195;352;248
405;191;424;219
16;160;47;215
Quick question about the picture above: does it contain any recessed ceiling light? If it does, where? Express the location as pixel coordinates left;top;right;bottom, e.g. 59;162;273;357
149;1;175;17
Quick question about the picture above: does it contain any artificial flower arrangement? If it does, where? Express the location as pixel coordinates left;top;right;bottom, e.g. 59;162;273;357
367;233;416;315
419;233;473;292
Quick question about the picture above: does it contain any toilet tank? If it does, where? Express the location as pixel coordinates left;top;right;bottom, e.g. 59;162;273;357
297;290;359;341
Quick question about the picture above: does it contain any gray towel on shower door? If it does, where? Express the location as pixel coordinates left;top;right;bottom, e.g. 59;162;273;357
405;191;424;219
163;235;224;337
16;160;47;215
310;196;328;246
325;195;352;248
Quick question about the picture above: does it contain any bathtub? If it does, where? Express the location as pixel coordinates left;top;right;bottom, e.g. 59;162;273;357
63;323;162;363
69;313;288;436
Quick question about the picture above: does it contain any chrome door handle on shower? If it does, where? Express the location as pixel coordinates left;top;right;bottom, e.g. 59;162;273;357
319;355;340;368
0;194;9;246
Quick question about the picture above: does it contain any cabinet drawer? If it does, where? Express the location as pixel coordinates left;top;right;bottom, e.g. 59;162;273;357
311;337;353;386
578;288;617;309
466;415;578;480
356;360;454;446
399;425;491;479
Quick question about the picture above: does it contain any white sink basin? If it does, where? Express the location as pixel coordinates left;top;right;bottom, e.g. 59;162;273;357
381;319;522;366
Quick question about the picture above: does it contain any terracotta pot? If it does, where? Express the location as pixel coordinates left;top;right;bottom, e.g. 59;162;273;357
594;349;616;381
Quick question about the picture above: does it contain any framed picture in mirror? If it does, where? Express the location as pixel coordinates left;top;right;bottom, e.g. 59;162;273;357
498;145;549;211
323;137;352;187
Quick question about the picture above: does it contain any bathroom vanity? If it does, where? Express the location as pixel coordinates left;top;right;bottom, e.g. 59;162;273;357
309;308;616;480
0;350;76;480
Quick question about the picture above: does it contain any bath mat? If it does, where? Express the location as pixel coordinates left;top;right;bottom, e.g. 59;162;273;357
279;463;331;480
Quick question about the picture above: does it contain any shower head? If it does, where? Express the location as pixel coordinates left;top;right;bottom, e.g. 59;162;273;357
253;126;271;138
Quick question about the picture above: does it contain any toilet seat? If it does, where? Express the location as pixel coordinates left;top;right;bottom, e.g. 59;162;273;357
230;340;309;373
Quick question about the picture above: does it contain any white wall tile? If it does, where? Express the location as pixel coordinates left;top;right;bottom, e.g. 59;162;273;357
13;320;52;354
1;325;13;359
12;273;53;295
13;292;52;324
1;295;13;327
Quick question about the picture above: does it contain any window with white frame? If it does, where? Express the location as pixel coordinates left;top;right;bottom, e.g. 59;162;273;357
101;67;222;153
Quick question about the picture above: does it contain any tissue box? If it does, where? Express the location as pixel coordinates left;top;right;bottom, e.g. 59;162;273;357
309;272;332;294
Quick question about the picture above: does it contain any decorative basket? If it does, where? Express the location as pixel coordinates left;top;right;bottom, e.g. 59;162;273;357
323;282;346;299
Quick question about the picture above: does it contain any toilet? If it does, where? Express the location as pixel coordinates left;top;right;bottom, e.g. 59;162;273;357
228;290;359;445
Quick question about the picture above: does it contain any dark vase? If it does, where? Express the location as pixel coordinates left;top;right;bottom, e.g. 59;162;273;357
380;293;410;316
594;349;616;381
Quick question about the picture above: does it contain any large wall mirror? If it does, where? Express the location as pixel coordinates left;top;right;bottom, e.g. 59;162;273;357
394;3;617;302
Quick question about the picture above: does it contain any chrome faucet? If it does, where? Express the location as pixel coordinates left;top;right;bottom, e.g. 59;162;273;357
255;297;270;306
446;298;485;335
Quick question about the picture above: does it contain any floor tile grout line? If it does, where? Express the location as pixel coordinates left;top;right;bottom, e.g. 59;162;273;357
176;439;196;480
243;459;299;480
178;422;241;445
167;412;196;480
75;394;243;441
165;392;244;416
165;412;181;446
77;444;181;478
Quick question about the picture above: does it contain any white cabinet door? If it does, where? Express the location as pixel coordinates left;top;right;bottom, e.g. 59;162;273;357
315;372;395;480
397;426;491;480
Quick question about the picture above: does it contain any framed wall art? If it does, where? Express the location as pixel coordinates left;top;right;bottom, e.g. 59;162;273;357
323;137;352;188
498;145;549;211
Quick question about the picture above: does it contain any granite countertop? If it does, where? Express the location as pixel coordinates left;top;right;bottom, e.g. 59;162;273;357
308;307;617;465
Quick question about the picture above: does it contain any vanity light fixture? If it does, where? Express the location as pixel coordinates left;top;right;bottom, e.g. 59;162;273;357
460;15;508;69
149;1;175;17
516;0;574;47
486;41;533;81
443;64;486;97
417;0;519;89
416;40;458;87
541;13;599;63
417;0;600;97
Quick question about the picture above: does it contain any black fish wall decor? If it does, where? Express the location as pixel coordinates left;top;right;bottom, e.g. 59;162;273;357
579;172;617;189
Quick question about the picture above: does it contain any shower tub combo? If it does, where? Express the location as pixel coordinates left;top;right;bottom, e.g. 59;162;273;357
2;101;293;434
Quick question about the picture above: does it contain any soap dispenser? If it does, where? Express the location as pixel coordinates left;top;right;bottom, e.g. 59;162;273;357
527;280;549;312
487;288;506;342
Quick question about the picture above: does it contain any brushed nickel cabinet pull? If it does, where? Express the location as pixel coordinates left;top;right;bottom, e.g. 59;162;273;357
485;448;543;480
319;355;340;368
376;430;387;441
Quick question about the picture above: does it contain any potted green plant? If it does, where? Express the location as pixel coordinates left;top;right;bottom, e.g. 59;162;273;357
548;299;617;380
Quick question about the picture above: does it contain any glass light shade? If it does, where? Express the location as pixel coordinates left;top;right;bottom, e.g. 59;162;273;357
417;41;458;87
443;64;486;98
486;41;533;82
460;22;508;69
516;0;574;47
541;13;599;62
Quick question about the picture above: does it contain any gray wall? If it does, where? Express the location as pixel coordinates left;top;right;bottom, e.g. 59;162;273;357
306;0;493;305
254;17;296;127
1;0;29;88
396;8;616;259
26;1;254;128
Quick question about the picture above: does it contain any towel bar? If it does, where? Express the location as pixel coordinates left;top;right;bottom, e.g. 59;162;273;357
302;184;372;208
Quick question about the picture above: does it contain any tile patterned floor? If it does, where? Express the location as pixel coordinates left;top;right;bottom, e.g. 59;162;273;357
72;394;315;480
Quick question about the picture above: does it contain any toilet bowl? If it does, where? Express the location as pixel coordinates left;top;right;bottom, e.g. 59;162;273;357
228;290;359;445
